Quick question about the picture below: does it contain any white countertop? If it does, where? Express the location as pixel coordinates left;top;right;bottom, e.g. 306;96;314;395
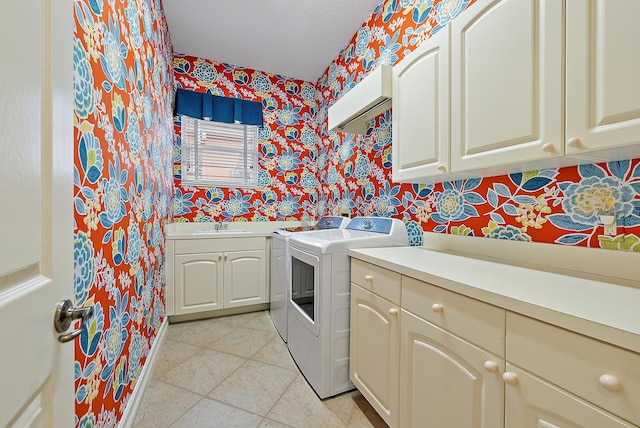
349;246;640;354
165;221;304;239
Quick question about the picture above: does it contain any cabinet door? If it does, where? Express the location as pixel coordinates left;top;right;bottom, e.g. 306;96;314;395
504;364;634;428
174;253;223;315
350;284;400;428
450;0;564;172
566;0;640;160
392;26;450;182
223;249;266;308
400;310;504;428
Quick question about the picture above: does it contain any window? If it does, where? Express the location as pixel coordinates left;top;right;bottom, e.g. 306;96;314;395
180;116;258;188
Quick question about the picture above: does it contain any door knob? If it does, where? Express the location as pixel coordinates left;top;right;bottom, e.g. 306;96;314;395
503;372;518;385
484;360;499;372
599;374;622;392
542;143;555;153
567;137;582;148
54;299;93;343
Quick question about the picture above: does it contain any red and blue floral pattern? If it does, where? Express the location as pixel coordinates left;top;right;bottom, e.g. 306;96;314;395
73;0;640;426
316;0;640;249
172;54;319;223
73;0;174;425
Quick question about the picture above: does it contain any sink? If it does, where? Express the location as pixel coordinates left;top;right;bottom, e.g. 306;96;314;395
193;229;250;234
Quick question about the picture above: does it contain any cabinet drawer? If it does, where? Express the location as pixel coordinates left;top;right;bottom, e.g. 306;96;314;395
507;312;640;426
175;237;265;254
351;259;401;304
402;276;505;357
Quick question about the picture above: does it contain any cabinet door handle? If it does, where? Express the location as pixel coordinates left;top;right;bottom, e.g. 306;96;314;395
437;164;447;172
224;254;228;261
503;372;518;385
218;255;222;261
364;274;373;281
431;303;444;313
388;308;398;316
599;374;622;392
567;137;582;148
542;143;555;153
483;360;499;373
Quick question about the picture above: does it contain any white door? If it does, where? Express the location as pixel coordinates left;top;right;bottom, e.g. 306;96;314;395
566;0;640;161
504;364;633;427
224;249;267;308
350;284;400;428
400;310;504;428
0;0;74;426
174;253;224;314
392;25;450;182
450;0;564;172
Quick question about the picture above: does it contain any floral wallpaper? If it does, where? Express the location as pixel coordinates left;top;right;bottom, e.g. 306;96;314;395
73;0;175;425
68;0;640;425
172;54;319;222
315;0;640;250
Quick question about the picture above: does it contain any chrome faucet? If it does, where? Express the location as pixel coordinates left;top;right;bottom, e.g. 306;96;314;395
214;219;228;231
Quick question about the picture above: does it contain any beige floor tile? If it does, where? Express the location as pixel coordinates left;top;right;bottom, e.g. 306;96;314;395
133;379;201;428
243;310;279;332
137;311;387;428
170;397;263;428
152;340;202;375
346;393;389;428
267;375;355;428
209;360;297;416
258;418;296;428
166;317;237;348
216;310;264;327
160;349;246;395
251;336;297;370
208;326;276;358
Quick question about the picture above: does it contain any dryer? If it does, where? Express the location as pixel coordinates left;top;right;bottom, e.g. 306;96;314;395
269;216;350;342
287;217;408;398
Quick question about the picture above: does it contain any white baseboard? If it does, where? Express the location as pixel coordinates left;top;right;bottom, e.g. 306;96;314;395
118;317;169;428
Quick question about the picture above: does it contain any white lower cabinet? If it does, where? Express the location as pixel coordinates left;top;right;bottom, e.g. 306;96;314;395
168;237;267;316
400;309;504;428
506;312;640;427
350;260;402;427
175;252;224;313
350;284;400;428
223;249;266;309
349;259;640;427
504;364;632;428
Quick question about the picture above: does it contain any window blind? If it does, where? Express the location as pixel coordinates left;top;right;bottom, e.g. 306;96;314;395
181;116;258;188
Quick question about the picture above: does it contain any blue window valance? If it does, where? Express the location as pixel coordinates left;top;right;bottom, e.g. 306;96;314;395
174;88;263;126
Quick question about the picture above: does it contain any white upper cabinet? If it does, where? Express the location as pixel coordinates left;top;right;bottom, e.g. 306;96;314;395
565;0;640;161
392;26;450;182
390;0;640;183
450;0;564;173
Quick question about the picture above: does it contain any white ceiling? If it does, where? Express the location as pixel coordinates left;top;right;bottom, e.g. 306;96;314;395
162;0;382;82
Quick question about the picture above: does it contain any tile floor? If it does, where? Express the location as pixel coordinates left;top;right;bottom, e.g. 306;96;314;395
134;310;388;428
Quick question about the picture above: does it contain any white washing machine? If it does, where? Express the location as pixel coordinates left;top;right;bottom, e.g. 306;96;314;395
270;216;350;342
286;217;409;398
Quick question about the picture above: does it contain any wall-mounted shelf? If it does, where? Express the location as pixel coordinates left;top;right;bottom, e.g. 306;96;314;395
328;65;392;134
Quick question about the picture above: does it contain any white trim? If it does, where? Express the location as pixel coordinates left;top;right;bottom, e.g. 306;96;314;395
118;318;169;428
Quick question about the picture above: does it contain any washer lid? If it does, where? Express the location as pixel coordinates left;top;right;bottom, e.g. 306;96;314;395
288;217;408;254
272;215;350;237
315;216;351;230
